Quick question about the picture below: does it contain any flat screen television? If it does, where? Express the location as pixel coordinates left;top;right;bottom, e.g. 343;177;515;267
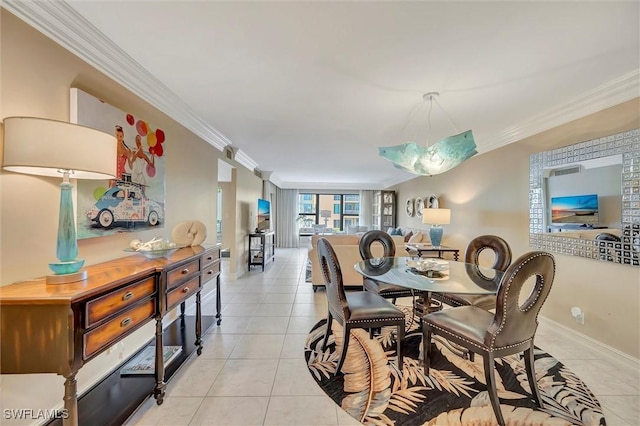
550;194;599;225
257;198;271;232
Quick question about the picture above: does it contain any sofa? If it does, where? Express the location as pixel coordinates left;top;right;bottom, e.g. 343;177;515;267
308;233;410;289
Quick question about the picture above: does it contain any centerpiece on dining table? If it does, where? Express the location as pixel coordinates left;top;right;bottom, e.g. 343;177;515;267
406;258;449;278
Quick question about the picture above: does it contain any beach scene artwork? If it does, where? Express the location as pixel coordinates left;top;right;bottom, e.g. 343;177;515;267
551;194;599;224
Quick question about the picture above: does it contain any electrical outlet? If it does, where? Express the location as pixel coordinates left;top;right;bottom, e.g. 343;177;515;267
571;306;585;325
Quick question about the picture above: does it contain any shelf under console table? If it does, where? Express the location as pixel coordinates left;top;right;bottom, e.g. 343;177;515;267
0;244;222;426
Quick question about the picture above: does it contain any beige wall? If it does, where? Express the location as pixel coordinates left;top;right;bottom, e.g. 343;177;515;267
233;167;264;276
219;180;236;255
217;165;263;279
0;11;222;421
392;98;640;358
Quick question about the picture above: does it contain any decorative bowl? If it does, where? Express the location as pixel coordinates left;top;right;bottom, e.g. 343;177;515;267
406;259;449;272
124;248;178;259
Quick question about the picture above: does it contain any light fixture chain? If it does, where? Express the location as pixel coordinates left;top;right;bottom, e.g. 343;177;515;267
399;100;425;143
426;97;433;146
432;97;460;134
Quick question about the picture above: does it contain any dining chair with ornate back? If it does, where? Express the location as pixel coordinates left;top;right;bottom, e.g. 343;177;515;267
432;234;512;310
422;251;556;426
317;237;405;374
359;230;430;305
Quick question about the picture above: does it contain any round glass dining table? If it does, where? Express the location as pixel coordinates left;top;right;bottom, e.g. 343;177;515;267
356;257;504;358
354;257;504;306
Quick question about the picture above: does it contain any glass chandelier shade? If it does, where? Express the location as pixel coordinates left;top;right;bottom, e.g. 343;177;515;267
379;93;478;176
379;130;477;176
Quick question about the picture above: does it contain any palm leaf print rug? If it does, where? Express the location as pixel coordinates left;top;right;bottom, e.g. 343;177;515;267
305;309;605;425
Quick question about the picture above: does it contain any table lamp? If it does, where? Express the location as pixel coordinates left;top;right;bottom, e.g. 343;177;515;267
422;208;451;247
320;209;332;227
2;117;117;284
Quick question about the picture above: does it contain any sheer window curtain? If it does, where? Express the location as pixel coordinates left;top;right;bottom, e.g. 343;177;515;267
359;190;374;230
276;188;299;248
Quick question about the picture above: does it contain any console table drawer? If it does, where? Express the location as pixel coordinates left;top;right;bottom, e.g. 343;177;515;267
201;248;220;268
166;276;200;310
202;260;220;280
85;276;156;327
166;260;200;290
84;298;156;360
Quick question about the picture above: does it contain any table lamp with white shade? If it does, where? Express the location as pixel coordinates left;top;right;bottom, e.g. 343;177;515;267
422;208;451;248
2;117;117;284
320;209;332;227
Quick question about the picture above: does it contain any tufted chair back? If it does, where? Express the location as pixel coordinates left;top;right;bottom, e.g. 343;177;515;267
487;251;556;350
317;238;350;321
358;230;396;260
465;235;512;272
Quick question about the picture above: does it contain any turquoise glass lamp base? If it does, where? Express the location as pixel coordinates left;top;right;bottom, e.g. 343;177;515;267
47;260;87;284
430;225;444;247
49;259;85;274
46;178;87;285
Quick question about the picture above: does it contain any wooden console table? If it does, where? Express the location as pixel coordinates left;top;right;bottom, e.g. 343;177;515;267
0;244;221;426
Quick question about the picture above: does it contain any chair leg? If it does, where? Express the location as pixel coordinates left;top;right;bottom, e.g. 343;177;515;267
483;353;505;426
322;312;333;351
524;346;543;408
468;352;475;362
396;321;404;371
422;326;432;374
335;324;350;375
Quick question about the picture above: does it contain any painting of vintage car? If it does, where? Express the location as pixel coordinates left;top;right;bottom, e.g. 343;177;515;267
86;180;164;229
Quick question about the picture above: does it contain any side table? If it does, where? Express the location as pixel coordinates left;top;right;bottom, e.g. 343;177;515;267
405;244;460;261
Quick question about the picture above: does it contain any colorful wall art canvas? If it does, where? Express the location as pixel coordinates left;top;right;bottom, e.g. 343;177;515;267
71;88;166;239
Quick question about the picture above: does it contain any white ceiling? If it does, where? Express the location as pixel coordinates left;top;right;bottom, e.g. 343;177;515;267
6;1;639;189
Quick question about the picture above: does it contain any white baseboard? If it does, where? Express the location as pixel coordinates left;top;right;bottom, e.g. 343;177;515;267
539;316;640;368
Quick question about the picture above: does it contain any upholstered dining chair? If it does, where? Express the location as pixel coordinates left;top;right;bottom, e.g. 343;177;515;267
317;237;405;374
422;251;556;426
359;230;430;305
432;234;512;310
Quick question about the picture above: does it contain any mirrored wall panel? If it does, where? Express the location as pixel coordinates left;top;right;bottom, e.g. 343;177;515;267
530;129;640;266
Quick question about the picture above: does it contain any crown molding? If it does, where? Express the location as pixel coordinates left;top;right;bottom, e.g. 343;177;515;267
234;149;259;172
481;69;640;152
5;1;637;188
2;0;244;157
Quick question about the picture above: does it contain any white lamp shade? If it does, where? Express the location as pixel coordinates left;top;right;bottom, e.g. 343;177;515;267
422;208;450;225
3;116;117;179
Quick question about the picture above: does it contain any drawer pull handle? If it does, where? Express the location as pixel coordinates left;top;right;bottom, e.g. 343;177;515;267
122;291;134;301
206;256;213;261
181;268;189;275
120;317;132;328
182;287;190;293
206;270;213;275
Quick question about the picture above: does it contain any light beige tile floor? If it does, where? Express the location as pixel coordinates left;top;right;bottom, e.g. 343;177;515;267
125;248;639;425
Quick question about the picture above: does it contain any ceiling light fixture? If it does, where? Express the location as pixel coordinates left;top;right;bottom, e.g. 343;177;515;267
379;92;477;176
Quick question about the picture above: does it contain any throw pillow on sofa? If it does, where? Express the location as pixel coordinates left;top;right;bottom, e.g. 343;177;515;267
387;227;403;236
408;232;423;244
404;231;413;242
